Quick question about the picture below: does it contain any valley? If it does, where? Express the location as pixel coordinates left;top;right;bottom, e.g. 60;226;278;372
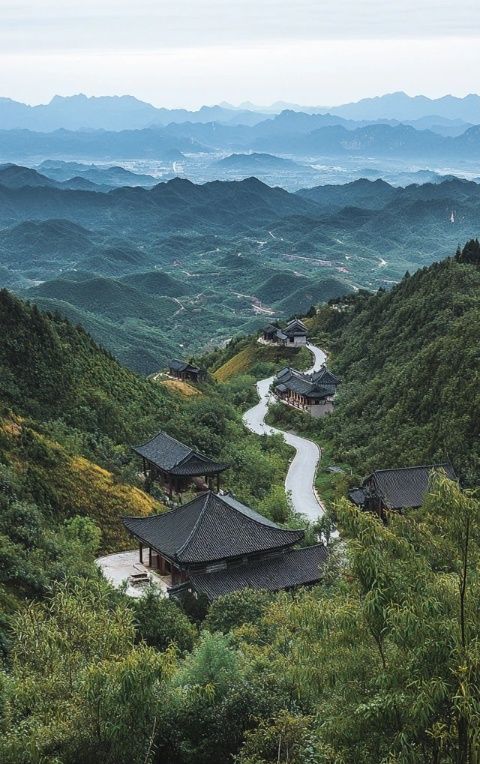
0;166;478;373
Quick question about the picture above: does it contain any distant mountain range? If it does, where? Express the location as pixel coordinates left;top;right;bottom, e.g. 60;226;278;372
3;119;480;166
1;92;479;134
0;162;161;192
1;93;480;178
0;94;269;131
37;161;160;188
322;92;480;123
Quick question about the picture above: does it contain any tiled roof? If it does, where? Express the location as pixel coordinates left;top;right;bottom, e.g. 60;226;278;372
274;366;337;400
188;544;329;599
123;491;304;565
169;359;189;372
284;319;308;337
133;431;228;475
170;456;228;477
168;359;203;374
311;366;341;386
348;487;366;506
371;464;456;510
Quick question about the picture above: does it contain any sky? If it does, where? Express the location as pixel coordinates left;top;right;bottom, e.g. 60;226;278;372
1;0;480;107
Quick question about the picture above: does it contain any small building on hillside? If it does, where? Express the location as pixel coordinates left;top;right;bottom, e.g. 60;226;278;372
123;490;328;599
283;318;308;346
168;359;206;383
348;463;457;520
262;323;287;343
133;431;229;496
262;319;308;347
273;365;340;417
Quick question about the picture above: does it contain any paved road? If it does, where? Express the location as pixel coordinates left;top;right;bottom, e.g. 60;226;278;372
243;343;327;522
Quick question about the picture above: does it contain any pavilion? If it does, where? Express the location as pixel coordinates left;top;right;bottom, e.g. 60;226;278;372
133;431;229;496
262;319;308;347
274;365;340;417
122;490;328;600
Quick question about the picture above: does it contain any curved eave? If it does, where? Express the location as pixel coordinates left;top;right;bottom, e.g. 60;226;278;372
169;461;230;477
175;531;304;565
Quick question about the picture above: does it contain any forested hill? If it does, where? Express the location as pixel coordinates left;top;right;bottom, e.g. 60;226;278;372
0;289;299;639
0;288;172;441
313;241;480;482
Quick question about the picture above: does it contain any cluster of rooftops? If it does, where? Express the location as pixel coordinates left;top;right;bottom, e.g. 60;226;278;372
274;365;341;412
123;428;455;601
262;318;308;346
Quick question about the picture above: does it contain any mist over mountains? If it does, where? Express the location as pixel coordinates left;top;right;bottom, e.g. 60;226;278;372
0;90;479;372
2;92;480;132
1;92;480;193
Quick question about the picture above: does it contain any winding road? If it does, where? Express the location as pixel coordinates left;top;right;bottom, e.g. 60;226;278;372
243;343;326;522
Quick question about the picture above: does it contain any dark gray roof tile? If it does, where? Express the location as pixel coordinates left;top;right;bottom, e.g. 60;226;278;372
371;463;457;509
188;544;328;599
133;431;228;474
123;491;304;564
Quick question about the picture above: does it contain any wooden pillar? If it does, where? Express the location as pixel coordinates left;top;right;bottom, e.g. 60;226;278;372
148;547;152;567
139;542;143;564
169;473;173;498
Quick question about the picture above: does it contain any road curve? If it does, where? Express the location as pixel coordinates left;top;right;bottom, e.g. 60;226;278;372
242;343;327;522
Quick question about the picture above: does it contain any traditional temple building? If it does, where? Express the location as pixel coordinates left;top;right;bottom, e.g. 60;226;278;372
133;431;229;496
349;463;457;520
122;490;328;600
168;359;206;384
273;365;340;417
262;319;308;347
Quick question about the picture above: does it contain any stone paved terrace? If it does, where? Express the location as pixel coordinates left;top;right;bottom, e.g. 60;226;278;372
96;550;171;599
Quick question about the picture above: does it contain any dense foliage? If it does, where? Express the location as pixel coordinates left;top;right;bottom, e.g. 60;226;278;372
2;240;480;762
0;290;304;647
2;475;480;762
307;245;480;483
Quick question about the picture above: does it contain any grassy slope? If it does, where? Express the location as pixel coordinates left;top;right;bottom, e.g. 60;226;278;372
212;339;311;382
1;416;157;551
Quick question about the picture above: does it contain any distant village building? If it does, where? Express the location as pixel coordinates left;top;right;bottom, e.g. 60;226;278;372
349;463;457;521
262;319;308;347
133;431;229;496
273;365;340;417
168;359;206;383
123;490;328;599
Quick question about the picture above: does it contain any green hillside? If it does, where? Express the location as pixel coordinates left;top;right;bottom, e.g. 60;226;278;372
2;256;480;762
120;270;193;297
0;287;297;609
277;276;353;315
26;276;177;324
311;242;480;482
254;271;310;302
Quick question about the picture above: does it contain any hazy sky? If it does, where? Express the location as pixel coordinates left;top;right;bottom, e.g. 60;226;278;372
2;0;480;107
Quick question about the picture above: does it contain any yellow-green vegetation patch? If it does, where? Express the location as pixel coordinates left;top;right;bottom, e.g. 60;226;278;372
64;456;159;551
214;342;311;382
214;346;257;381
3;424;160;552
160;378;201;397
